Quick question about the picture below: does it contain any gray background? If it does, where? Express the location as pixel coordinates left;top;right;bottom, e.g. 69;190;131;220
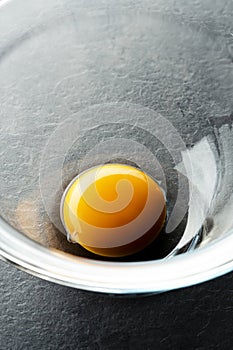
1;261;233;349
1;0;233;348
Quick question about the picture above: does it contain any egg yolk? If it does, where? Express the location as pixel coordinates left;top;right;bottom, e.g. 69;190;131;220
61;164;166;257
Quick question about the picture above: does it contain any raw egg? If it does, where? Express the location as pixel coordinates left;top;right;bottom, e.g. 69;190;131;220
60;164;166;257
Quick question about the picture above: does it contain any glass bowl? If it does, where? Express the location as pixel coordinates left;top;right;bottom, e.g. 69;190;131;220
1;0;233;294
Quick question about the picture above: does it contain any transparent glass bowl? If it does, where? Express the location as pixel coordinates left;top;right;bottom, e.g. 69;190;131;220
1;0;233;294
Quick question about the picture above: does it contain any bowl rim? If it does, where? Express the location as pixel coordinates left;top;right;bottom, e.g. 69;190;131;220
0;216;233;294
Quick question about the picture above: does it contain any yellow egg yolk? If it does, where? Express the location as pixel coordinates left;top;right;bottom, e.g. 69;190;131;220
61;164;166;257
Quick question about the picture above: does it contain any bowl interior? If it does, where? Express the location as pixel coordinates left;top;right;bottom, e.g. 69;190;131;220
1;0;233;271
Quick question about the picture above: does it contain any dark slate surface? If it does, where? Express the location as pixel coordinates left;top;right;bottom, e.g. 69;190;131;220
1;1;233;349
1;260;233;350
